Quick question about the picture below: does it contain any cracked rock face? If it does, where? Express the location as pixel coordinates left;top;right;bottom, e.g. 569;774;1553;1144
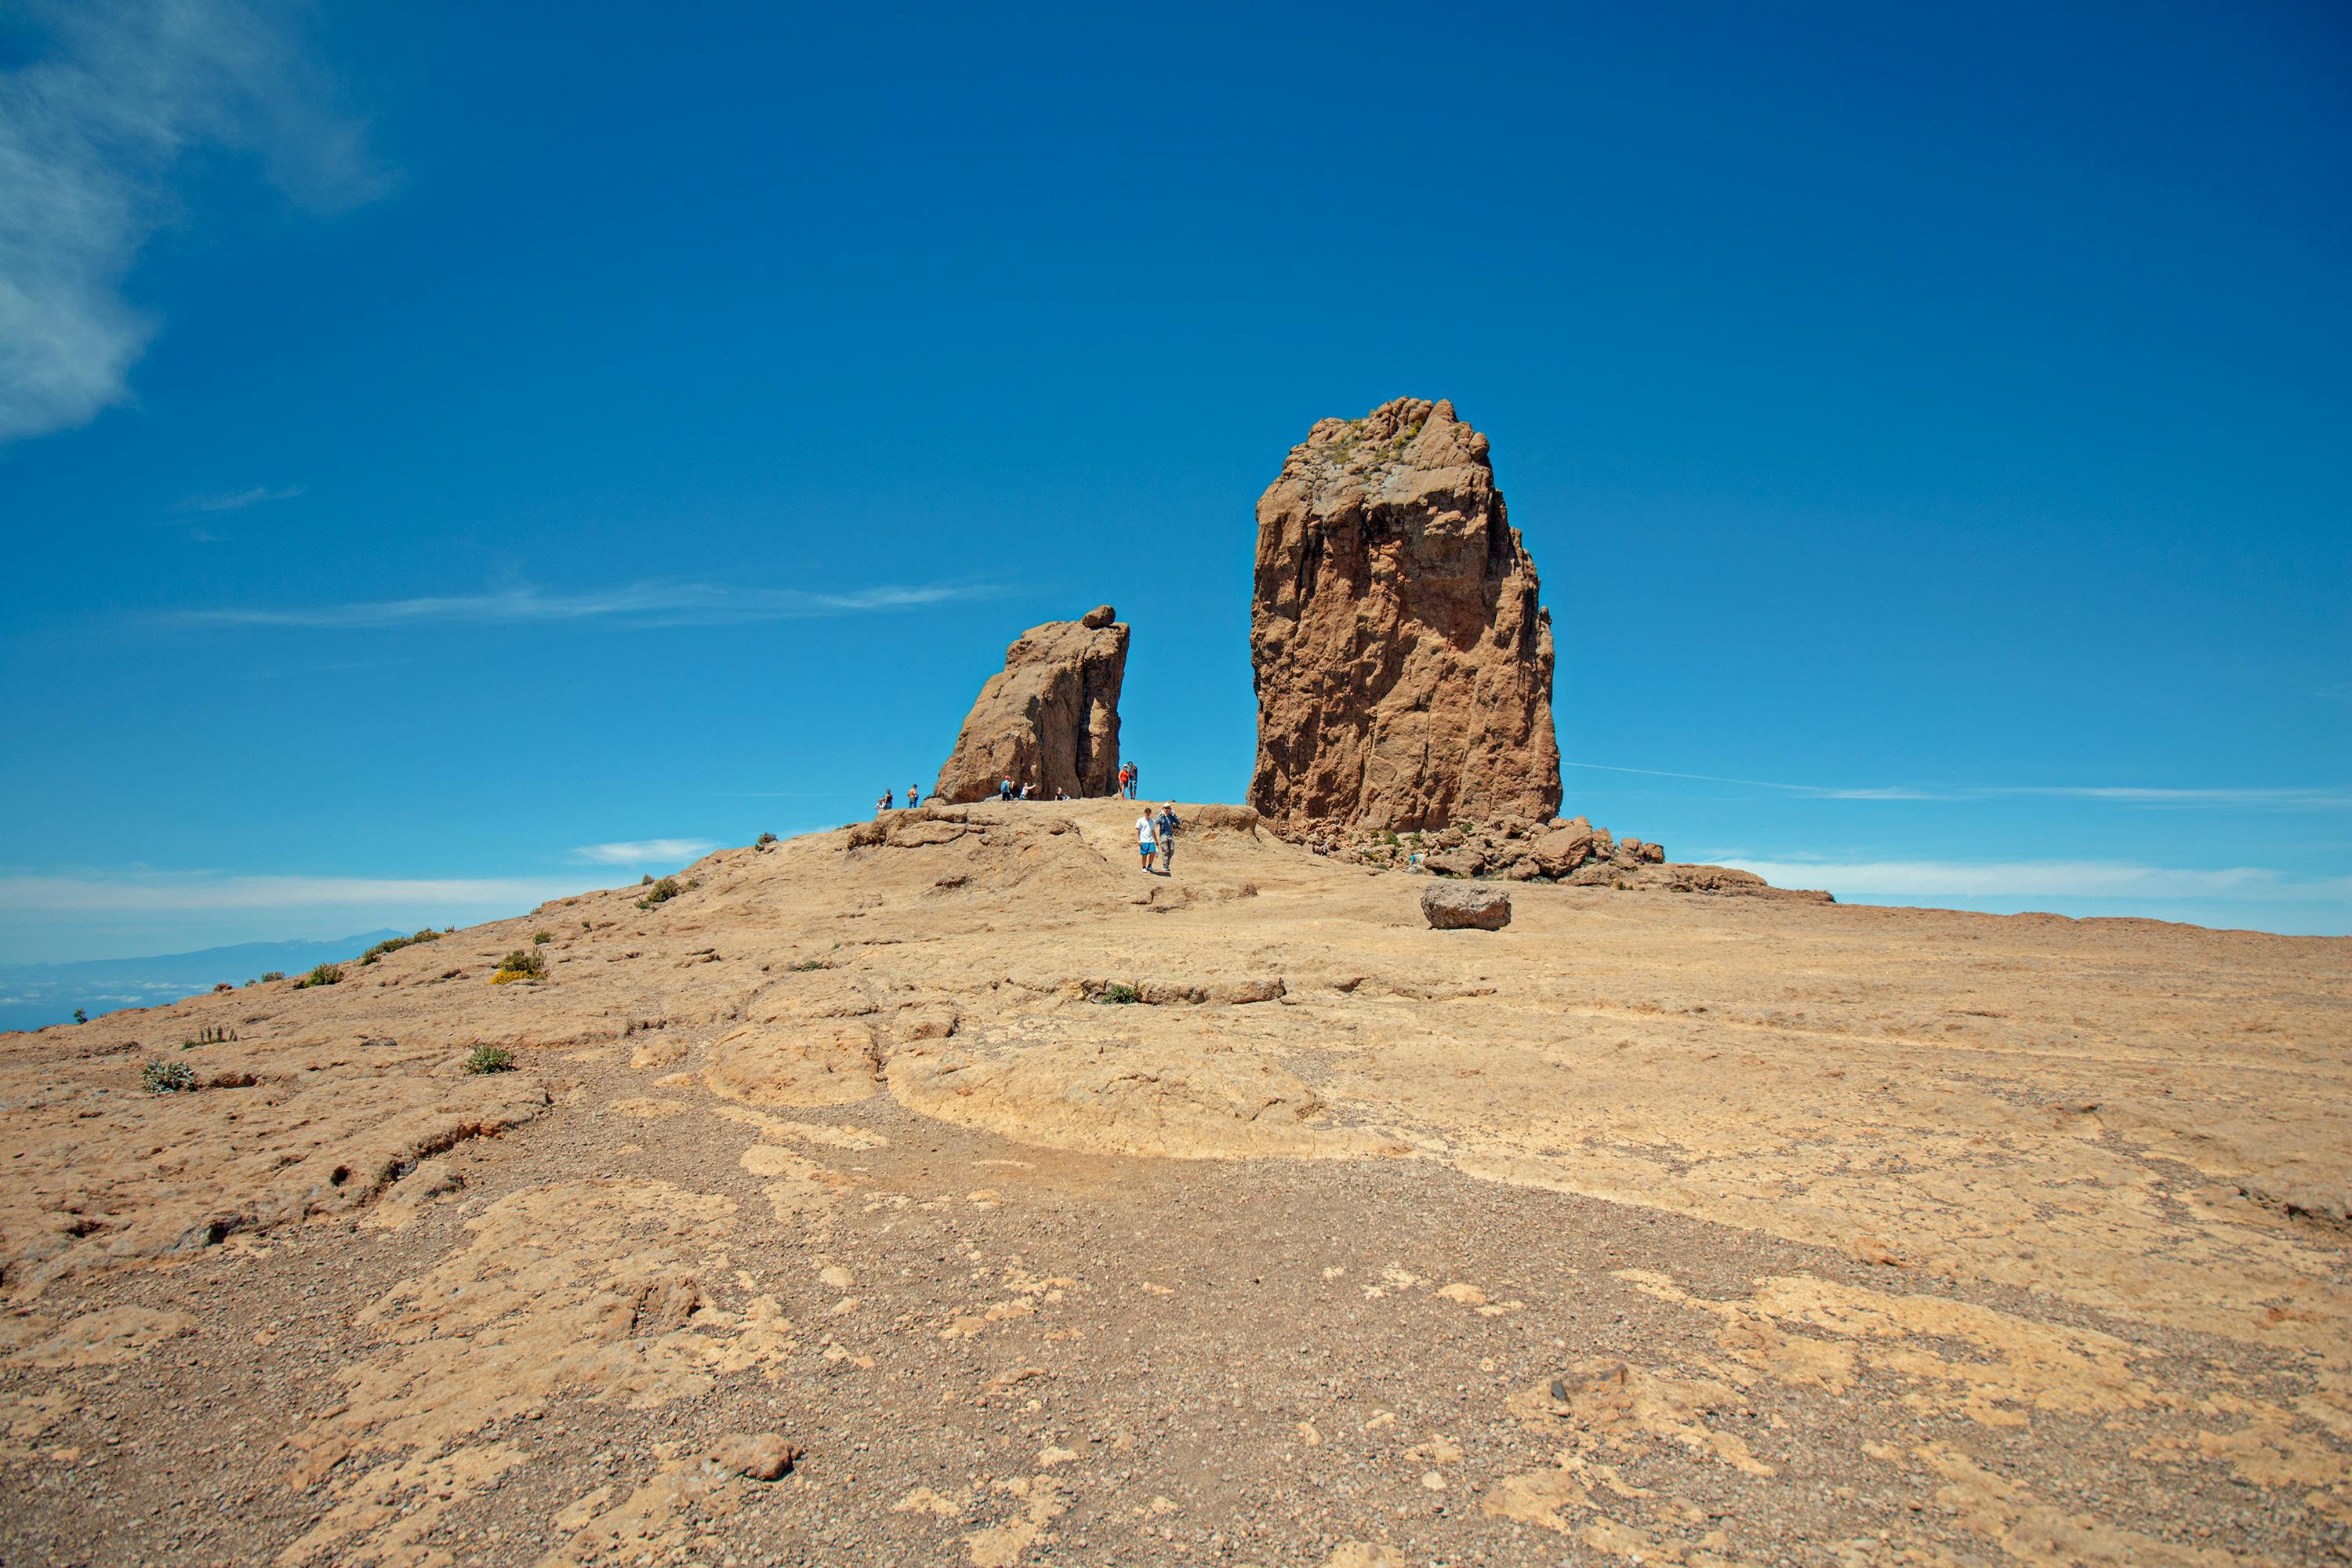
1249;397;1561;831
936;609;1127;802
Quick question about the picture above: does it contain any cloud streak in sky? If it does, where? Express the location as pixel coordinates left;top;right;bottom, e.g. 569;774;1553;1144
1722;857;2352;903
0;0;384;443
1563;761;2352;811
568;840;720;867
0;869;596;913
169;482;305;514
170;579;1000;630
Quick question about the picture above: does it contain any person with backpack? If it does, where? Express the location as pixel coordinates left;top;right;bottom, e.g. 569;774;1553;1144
1154;801;1181;873
1135;808;1157;872
908;783;921;808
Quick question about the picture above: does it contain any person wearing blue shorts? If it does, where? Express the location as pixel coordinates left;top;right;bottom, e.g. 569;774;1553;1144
1135;810;1156;872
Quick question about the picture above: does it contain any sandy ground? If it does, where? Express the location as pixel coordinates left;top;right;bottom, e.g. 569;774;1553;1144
1;799;2346;1566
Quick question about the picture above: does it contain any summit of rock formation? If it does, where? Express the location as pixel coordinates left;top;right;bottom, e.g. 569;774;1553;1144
1250;397;1562;830
935;608;1127;802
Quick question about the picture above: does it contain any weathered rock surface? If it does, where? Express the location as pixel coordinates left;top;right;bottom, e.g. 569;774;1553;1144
937;608;1127;802
1250;397;1561;830
1422;882;1512;930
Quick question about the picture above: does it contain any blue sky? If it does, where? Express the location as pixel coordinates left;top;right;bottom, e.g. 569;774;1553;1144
1;0;2347;963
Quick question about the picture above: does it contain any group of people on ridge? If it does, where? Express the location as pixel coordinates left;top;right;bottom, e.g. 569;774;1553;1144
869;762;1178;873
873;760;1148;815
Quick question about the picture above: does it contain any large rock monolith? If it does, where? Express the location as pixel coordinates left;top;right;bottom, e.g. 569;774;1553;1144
936;608;1127;801
1249;397;1561;830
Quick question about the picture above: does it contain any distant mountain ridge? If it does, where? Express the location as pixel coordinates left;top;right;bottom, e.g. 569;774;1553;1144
0;930;408;1036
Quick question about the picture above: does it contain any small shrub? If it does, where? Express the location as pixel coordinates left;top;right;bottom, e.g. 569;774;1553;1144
212;981;232;993
260;971;285;983
296;963;343;989
182;1025;234;1047
361;929;442;965
756;831;778;847
641;873;654;886
72;1008;87;1024
532;931;552;945
1098;983;1141;1005
143;1058;196;1093
636;877;681;910
464;1044;514;1074
491;948;546;984
580;920;592;931
787;959;828;972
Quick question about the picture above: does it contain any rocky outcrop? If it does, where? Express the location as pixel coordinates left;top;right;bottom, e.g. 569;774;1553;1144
937;608;1127;802
1250;397;1561;830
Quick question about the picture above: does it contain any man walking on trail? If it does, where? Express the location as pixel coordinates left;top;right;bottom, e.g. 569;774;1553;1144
1154;800;1180;873
1135;808;1157;873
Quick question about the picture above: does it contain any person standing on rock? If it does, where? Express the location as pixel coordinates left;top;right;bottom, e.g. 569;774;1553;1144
1155;801;1180;873
908;784;920;808
1135;808;1157;873
877;790;892;816
999;776;1014;803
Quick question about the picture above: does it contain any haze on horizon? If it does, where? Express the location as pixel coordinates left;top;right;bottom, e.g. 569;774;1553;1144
2;0;2347;965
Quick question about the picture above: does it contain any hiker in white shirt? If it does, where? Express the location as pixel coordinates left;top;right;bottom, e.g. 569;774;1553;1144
1135;812;1157;873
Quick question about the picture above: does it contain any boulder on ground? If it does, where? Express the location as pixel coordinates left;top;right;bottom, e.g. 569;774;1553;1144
1421;882;1512;931
709;1432;798;1481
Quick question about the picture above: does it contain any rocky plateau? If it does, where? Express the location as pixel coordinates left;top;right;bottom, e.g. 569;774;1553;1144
1;798;2346;1567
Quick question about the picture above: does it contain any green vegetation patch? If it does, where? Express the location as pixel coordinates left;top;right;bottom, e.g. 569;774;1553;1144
142;1059;196;1093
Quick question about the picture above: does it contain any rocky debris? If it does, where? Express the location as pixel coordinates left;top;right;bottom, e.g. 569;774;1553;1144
1249;397;1561;830
1305;811;1831;903
1422;882;1513;931
937;608;1127;802
1076;977;1287;1005
708;1432;799;1482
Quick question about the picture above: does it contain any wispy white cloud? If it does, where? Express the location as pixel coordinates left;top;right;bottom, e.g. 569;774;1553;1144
169;482;304;514
1563;761;2352;811
169;579;999;630
1997;786;2352;808
0;0;385;444
1723;857;2352;903
0;869;598;913
568;840;719;867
